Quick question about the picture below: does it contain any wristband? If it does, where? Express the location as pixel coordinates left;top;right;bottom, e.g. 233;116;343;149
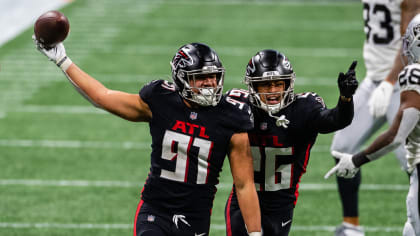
352;151;370;168
57;56;72;72
248;232;262;236
340;95;352;102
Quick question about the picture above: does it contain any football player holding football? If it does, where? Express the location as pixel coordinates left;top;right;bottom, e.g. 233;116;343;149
33;40;262;236
224;49;358;236
326;14;420;236
330;0;420;235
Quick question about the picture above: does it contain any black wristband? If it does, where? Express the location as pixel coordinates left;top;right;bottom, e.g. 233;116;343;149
352;151;370;168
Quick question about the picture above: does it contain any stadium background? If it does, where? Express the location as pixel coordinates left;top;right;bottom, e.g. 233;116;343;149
0;0;409;235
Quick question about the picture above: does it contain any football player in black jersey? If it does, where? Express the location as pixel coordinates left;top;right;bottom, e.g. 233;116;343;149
224;49;358;236
33;39;262;236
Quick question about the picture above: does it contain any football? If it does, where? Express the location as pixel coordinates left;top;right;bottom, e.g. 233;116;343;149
34;10;70;48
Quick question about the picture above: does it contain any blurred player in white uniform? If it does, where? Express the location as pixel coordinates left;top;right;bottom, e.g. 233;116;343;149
326;13;420;235
330;0;420;235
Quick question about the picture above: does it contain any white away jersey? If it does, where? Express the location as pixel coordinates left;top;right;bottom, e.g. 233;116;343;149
398;63;420;170
407;117;420;171
362;0;403;81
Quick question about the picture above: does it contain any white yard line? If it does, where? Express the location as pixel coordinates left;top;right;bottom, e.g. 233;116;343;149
0;139;150;149
10;45;360;58
11;105;108;114
0;222;402;232
0;72;337;85
165;0;360;7
0;138;329;153
0;179;408;191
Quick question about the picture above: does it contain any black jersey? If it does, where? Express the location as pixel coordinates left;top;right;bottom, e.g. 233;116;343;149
227;89;353;212
139;80;253;212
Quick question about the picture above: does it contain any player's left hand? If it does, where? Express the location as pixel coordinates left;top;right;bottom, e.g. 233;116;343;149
324;151;359;179
338;61;358;98
368;80;393;118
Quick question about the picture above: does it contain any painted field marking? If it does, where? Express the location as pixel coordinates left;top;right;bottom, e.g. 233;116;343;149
0;179;408;191
0;139;330;153
0;222;403;232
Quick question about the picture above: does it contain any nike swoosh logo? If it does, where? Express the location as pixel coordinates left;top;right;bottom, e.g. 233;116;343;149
282;219;292;227
195;233;206;236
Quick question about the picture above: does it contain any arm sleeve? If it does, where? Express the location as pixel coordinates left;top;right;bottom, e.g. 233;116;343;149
366;107;420;161
314;98;354;134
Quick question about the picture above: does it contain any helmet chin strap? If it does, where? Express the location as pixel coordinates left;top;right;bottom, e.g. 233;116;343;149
268;111;290;128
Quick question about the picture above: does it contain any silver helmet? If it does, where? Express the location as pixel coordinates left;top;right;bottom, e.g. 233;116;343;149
403;14;420;64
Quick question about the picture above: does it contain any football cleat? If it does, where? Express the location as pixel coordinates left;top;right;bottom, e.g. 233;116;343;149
334;222;365;236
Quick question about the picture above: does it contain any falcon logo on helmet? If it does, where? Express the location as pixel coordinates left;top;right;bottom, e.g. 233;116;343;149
246;58;257;75
172;50;194;71
283;57;291;70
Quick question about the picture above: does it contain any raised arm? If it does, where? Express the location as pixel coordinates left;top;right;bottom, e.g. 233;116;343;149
65;64;151;122
316;61;358;133
34;40;152;122
228;132;262;235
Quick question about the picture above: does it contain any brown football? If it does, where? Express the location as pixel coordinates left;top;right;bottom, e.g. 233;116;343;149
34;10;70;48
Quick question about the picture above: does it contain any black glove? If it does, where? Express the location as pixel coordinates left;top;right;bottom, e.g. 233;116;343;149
338;60;358;98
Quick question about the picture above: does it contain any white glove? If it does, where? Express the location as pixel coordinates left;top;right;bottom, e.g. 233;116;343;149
324;151;359;179
32;35;72;71
368;80;393;118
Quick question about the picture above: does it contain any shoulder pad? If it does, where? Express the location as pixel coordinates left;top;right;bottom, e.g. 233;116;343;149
296;92;318;99
399;64;420;95
225;89;249;99
220;90;253;131
224;88;250;108
140;80;176;103
296;92;326;108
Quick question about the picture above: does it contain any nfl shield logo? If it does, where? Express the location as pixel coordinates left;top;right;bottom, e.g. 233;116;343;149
190;112;198;120
260;122;268;130
147;215;155;222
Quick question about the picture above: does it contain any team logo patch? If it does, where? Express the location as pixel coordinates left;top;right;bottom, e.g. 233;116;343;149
414;24;420;36
260;122;268;130
190;112;198;120
147;215;155;222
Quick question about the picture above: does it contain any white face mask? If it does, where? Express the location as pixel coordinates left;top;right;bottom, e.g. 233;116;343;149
193;87;218;106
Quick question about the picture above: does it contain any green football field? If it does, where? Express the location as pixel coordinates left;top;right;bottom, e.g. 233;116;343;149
0;0;409;235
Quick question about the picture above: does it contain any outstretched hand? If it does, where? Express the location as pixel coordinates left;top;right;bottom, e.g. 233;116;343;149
338;61;358;98
324;151;359;179
33;35;72;71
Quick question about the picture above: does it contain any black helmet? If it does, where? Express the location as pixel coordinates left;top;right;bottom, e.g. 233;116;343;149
170;43;225;106
244;49;295;114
